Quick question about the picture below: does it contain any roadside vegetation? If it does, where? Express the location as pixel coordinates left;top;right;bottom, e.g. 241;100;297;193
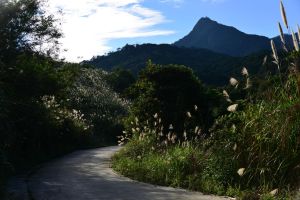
113;1;300;199
0;0;130;197
1;0;300;200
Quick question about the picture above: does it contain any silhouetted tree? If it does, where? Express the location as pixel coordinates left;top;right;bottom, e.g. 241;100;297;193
0;0;61;64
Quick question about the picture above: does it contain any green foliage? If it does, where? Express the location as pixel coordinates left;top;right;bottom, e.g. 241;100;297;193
0;0;61;63
1;56;65;99
66;67;130;145
113;50;300;199
85;43;272;86
210;78;300;192
113;141;205;190
0;0;129;187
0;57;129;198
0;56;90;162
126;62;223;135
104;67;135;95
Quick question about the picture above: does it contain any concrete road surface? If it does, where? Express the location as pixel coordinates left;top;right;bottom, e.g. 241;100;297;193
16;146;231;200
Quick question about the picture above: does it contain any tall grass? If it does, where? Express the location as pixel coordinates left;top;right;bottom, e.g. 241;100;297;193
113;1;300;199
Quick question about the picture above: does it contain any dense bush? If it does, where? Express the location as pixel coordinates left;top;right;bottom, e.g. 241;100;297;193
0;0;61;63
125;61;224;137
0;1;130;196
0;56;90;162
66;67;130;145
113;142;205;190
104;68;136;95
210;86;300;189
0;58;130;197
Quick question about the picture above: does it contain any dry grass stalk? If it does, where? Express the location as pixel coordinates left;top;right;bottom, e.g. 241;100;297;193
292;29;300;51
237;168;245;176
194;105;198;111
298;24;300;43
278;22;288;51
194;126;199;134
271;40;279;66
262;55;268;66
223;90;232;103
244;78;252;89
186;111;192;118
280;0;288;29
270;189;279;196
278;22;285;44
227;104;238;112
241;67;249;76
233;143;237;151
223;90;230;98
229;77;239;87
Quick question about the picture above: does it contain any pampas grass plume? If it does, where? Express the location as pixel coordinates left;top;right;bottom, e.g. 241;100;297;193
270;189;278;196
271;40;279;64
241;67;249;76
229;77;239;87
298;24;300;43
223;90;230;98
186;111;192;118
278;22;286;45
227;104;238;112
237;168;245;176
292;29;300;51
262;55;268;66
194;105;198;111
280;0;288;29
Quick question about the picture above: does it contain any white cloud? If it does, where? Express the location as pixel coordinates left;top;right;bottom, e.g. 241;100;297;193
201;0;226;3
160;0;184;7
46;0;174;62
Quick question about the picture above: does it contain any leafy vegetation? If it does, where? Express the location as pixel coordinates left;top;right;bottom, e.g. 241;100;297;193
66;67;130;145
112;2;300;199
1;0;300;200
104;68;136;95
113;54;300;199
0;0;61;62
0;0;128;197
124;61;224;136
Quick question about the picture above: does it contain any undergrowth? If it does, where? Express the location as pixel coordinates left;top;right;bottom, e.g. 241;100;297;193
112;1;300;199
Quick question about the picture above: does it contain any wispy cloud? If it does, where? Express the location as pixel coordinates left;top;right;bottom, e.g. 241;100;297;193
47;0;174;62
160;0;184;7
201;0;226;3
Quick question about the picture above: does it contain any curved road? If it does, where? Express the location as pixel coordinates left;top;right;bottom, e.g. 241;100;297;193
25;146;230;200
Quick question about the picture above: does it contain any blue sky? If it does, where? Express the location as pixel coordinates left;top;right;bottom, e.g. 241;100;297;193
47;0;300;62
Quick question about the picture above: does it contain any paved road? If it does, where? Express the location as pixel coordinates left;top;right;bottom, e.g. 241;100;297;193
24;146;230;200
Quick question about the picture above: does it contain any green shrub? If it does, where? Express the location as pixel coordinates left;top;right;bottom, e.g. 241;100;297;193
104;67;136;95
125;61;223;137
66;67;130;145
211;80;300;190
113;142;205;189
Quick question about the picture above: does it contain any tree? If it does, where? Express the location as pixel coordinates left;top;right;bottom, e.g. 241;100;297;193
0;0;61;63
105;68;136;95
127;62;222;134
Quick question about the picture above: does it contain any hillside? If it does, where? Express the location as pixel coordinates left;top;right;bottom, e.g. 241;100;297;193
84;43;269;86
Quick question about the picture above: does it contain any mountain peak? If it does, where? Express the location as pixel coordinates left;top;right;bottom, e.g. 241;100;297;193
192;17;222;32
174;17;270;56
197;17;216;23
